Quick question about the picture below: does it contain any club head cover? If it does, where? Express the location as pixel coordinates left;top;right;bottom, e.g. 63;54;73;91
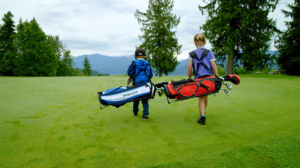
223;75;240;85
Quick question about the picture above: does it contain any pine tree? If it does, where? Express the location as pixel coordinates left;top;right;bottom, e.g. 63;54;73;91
199;0;280;75
0;11;16;76
135;0;182;77
82;56;92;76
57;50;75;76
276;0;300;76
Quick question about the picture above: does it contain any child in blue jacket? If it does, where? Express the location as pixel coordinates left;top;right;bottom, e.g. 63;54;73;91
127;48;153;120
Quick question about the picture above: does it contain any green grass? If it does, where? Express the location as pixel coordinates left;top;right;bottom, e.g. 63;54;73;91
0;75;299;168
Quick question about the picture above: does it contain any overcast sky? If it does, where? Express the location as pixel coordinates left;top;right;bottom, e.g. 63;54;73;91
1;0;293;60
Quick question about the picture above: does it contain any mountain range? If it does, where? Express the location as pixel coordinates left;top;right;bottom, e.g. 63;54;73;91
73;50;277;76
72;54;190;76
73;54;133;75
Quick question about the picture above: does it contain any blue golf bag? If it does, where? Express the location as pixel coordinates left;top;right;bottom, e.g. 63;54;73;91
97;82;156;109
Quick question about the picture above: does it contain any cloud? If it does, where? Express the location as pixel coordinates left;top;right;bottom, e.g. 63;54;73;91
0;0;294;60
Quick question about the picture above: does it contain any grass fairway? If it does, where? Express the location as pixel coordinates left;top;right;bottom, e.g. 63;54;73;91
0;75;299;168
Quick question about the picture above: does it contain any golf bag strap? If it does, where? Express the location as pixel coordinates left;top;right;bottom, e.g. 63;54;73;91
176;82;209;99
189;49;213;76
128;67;152;86
189;51;197;75
173;80;210;99
171;79;194;86
127;69;143;86
111;86;122;93
201;62;213;74
143;69;156;99
140;64;152;83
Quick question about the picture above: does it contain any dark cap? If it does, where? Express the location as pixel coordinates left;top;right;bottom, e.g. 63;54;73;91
135;48;146;56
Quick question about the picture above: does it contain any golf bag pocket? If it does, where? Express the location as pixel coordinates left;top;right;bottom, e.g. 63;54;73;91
98;83;156;109
164;76;222;100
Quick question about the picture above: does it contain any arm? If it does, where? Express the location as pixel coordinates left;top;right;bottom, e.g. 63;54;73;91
208;51;218;76
147;64;153;79
127;62;135;77
187;59;193;79
211;60;219;76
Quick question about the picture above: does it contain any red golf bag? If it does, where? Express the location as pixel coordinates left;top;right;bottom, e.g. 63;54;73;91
155;75;240;103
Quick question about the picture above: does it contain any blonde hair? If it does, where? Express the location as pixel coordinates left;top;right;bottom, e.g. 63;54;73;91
194;33;206;47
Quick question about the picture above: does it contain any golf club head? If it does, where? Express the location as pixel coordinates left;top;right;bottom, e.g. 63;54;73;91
157;89;165;97
226;83;232;90
224;89;230;96
158;90;162;97
160;89;165;96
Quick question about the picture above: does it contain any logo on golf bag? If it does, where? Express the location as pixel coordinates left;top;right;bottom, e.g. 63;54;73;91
123;91;138;97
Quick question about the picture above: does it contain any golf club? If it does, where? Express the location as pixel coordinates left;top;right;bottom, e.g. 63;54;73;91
225;83;232;90
224;89;230;96
158;90;162;97
157;89;165;97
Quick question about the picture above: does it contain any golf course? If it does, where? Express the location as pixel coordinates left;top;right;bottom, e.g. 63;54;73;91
0;75;299;168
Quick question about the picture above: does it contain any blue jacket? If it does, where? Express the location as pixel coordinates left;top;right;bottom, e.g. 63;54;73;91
127;59;153;85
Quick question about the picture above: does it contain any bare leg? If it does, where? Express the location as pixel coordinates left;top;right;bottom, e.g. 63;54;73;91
198;96;206;116
204;95;208;110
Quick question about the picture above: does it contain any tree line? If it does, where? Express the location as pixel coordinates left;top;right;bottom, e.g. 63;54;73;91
1;0;299;77
0;12;92;76
136;0;299;76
